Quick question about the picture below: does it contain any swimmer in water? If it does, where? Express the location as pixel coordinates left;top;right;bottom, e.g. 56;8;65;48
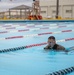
44;36;68;52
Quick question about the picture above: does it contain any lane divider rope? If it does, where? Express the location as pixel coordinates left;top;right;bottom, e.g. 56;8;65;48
0;24;58;29
0;29;74;40
0;37;74;53
46;66;74;75
0;23;58;28
0;24;74;31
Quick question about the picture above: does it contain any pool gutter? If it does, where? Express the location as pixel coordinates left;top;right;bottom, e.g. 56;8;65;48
0;19;74;22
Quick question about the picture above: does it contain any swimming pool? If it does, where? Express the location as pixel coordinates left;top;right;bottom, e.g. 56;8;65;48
0;21;74;75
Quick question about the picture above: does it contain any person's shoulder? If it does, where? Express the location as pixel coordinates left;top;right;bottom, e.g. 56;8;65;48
56;44;65;50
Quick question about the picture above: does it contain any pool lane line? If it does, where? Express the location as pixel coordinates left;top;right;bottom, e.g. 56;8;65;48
0;29;74;40
0;23;73;29
0;23;73;31
0;25;74;34
0;26;67;34
0;23;58;28
0;25;35;29
0;24;58;29
0;25;12;27
0;37;74;53
46;66;74;75
0;24;61;31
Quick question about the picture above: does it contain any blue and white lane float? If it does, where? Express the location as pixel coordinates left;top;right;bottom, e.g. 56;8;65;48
46;66;74;75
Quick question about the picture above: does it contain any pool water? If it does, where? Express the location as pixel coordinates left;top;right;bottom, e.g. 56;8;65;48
0;21;74;75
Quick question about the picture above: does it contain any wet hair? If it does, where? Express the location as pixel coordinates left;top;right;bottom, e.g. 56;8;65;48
48;36;55;40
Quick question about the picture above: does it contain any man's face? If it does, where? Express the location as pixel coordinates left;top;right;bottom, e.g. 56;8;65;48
48;39;56;48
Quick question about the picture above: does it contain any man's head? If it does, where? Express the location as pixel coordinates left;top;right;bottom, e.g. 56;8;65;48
48;36;56;48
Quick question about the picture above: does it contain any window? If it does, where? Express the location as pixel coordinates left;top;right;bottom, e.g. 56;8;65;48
66;10;72;13
41;11;46;13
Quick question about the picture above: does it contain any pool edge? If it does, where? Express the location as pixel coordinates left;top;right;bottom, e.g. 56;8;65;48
0;20;74;22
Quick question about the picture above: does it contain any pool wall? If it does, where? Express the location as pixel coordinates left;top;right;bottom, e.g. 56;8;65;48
0;20;74;23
